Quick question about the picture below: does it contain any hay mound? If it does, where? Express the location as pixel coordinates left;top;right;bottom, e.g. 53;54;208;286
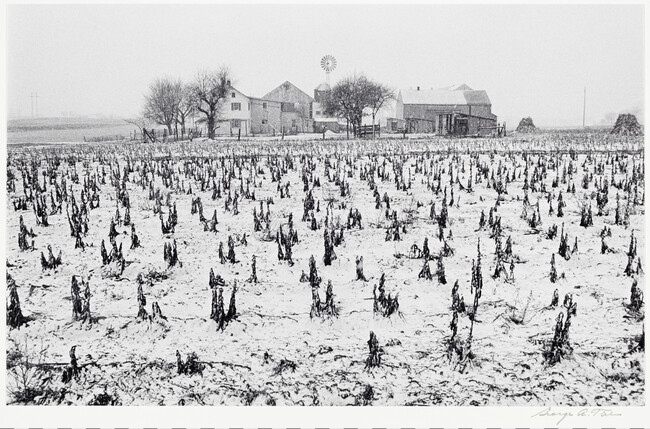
611;114;643;136
516;117;537;133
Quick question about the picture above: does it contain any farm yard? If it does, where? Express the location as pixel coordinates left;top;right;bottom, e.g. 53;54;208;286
5;131;645;406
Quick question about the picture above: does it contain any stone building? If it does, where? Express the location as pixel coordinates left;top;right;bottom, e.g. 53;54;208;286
249;98;282;135
396;84;498;136
262;81;314;134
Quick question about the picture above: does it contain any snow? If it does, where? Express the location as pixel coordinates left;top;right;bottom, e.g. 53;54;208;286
5;135;645;406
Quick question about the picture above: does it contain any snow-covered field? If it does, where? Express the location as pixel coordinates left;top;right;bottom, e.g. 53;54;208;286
7;117;137;145
5;133;645;406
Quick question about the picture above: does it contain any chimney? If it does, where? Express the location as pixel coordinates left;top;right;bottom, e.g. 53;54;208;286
417;86;420;91
226;80;231;87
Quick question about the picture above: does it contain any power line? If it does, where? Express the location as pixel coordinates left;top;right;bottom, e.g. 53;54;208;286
28;92;40;118
582;87;586;128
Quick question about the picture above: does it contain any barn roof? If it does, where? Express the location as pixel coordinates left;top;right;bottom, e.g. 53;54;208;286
263;81;314;103
443;83;474;91
400;88;491;106
463;90;492;105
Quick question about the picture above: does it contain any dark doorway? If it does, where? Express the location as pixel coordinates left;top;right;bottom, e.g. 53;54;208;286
454;117;469;135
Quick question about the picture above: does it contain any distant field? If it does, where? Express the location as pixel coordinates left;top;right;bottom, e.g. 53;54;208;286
7;117;139;144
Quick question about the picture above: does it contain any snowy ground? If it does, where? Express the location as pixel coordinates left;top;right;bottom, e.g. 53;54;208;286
5;134;645;405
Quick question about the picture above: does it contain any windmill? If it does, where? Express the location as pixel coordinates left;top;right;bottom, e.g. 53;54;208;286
320;55;337;86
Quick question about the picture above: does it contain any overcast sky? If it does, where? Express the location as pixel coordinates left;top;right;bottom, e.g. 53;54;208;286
6;4;645;127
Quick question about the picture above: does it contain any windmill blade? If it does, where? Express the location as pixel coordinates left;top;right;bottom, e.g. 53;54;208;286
321;54;337;72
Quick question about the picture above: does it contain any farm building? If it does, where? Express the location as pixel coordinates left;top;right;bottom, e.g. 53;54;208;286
312;82;341;133
215;85;289;137
361;98;405;132
214;86;257;137
397;84;498;136
210;81;498;137
262;81;315;134
215;80;342;136
249;98;283;135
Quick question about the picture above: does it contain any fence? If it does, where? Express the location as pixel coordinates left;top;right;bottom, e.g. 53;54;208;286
132;127;203;143
357;124;381;138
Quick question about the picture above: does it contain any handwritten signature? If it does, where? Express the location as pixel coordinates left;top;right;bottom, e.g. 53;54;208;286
531;406;622;425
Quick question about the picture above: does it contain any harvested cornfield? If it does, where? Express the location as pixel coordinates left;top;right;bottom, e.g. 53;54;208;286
5;132;645;406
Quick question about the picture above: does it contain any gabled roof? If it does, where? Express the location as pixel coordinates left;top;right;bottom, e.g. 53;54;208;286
443;83;473;91
400;88;491;106
229;85;281;105
401;89;465;105
263;81;314;103
463;90;491;105
228;86;251;100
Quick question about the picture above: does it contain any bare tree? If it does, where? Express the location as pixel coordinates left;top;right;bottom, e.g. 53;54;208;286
323;74;369;138
323;74;391;138
176;84;195;139
366;81;394;139
191;68;232;140
143;78;183;135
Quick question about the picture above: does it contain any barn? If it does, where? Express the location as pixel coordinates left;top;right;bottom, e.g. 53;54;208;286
397;84;498;136
262;81;315;134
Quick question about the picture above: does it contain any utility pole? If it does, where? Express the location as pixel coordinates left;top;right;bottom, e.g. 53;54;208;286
29;92;40;118
582;87;586;129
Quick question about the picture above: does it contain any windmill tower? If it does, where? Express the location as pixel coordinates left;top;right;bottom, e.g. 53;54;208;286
320;54;337;86
315;55;337;103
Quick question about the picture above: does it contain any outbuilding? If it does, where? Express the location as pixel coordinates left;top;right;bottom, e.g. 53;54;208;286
397;84;498;136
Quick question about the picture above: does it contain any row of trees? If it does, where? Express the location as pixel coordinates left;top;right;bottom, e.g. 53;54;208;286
130;67;233;140
132;68;393;141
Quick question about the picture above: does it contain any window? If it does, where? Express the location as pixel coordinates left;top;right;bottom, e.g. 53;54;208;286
316;111;321;115
248;103;251;111
292;119;297;127
262;119;268;124
231;103;241;111
231;119;241;128
262;102;267;109
231;92;236;98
